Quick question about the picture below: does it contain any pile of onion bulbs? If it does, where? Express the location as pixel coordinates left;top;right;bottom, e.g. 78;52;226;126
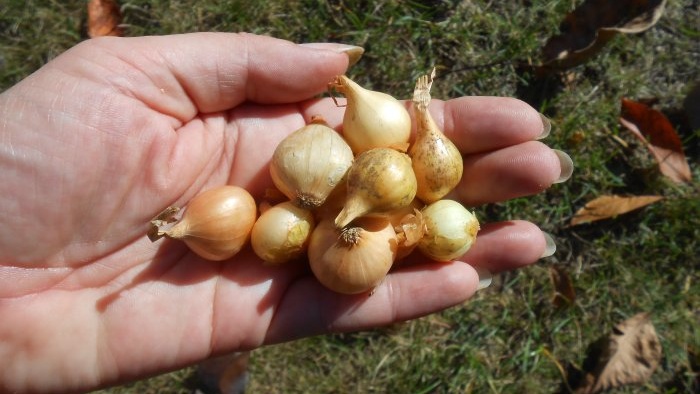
149;69;479;295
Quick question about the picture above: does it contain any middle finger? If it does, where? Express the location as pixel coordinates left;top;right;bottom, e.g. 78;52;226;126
451;140;565;206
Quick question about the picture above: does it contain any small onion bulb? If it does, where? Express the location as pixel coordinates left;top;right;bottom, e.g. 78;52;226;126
418;199;479;262
270;118;354;209
308;218;398;294
329;75;412;154
251;201;315;265
335;147;417;228
409;69;463;203
159;186;257;261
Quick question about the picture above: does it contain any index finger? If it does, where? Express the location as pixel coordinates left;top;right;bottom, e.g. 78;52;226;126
436;96;549;154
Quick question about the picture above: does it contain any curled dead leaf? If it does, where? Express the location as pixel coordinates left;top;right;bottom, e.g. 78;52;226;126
549;265;576;308
87;0;123;38
620;98;692;184
575;313;662;393
197;351;250;394
570;195;663;226
541;0;666;69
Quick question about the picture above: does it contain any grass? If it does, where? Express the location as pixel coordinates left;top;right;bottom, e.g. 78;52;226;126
2;0;699;393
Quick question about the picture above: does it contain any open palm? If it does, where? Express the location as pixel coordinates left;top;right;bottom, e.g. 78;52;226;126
0;33;568;393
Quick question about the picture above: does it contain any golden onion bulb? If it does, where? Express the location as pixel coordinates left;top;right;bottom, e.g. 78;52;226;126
334;147;417;228
308;217;397;294
409;69;463;203
160;186;257;261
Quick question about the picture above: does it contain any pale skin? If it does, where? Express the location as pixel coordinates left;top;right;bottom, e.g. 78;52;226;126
0;32;568;393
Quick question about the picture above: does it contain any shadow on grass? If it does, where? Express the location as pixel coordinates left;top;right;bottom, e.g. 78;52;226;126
660;347;700;394
514;65;566;113
556;335;608;393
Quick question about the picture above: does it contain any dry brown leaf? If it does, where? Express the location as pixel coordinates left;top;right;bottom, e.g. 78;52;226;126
549;265;576;308
620;98;692;184
570;195;663;226
197;351;250;394
87;0;123;38
541;0;666;69
576;313;662;393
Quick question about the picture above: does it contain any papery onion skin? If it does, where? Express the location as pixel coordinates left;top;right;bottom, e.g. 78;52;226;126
251;201;315;265
335;147;418;229
163;186;257;261
383;198;425;228
330;75;412;154
418;199;479;262
409;70;463;204
381;199;426;262
270;120;354;209
308;218;397;294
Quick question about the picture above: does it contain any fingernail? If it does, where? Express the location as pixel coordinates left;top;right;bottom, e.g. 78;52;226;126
537;113;552;140
338;45;364;67
553;149;574;183
541;232;556;258
299;43;365;67
474;266;493;290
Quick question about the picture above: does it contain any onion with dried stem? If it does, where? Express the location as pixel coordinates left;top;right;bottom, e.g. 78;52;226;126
409;68;463;204
151;186;257;261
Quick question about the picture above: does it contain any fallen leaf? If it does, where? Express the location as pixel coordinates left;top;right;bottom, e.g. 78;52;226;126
196;351;250;394
620;98;692;183
549;265;576;308
575;313;662;393
87;0;123;38
570;195;663;226
541;0;667;69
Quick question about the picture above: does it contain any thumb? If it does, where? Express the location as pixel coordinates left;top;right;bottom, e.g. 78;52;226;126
67;32;362;117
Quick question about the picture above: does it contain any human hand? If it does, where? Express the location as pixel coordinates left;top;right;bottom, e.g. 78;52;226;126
0;32;571;393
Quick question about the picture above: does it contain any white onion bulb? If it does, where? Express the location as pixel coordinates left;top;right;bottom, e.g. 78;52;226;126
270;118;353;209
251;201;315;265
418;199;479;262
329;75;412;154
